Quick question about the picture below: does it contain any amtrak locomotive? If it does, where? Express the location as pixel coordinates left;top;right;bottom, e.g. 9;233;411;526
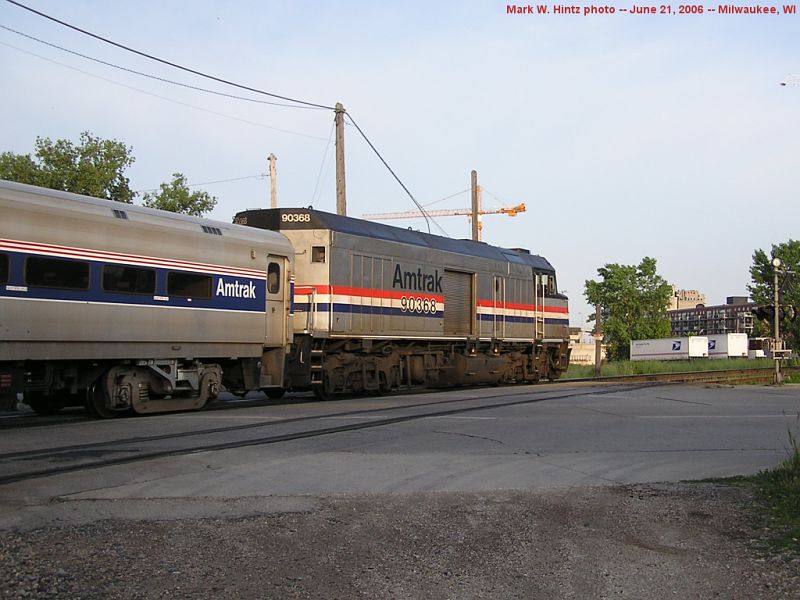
0;180;570;416
233;208;570;400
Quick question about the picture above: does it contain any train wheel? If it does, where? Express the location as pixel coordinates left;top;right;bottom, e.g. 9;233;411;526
264;388;286;400
26;393;65;415
195;370;221;411
84;382;100;418
85;379;119;419
375;373;391;396
312;375;334;401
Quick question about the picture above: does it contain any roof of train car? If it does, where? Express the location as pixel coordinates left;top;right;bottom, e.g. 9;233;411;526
235;208;556;272
0;179;293;252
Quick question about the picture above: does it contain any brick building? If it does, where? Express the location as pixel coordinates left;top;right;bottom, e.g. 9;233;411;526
668;296;755;336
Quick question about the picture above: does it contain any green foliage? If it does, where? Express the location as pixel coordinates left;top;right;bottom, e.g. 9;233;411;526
0;131;135;203
584;257;672;361
704;422;800;558
142;172;217;217
0;152;40;184
749;240;800;352
749;422;800;556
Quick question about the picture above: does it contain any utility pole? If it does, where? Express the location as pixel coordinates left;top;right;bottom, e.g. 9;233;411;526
470;170;480;242
267;153;277;208
772;257;784;385
335;102;347;216
594;304;603;378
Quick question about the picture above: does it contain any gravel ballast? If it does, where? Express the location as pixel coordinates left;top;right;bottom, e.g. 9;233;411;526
2;483;798;599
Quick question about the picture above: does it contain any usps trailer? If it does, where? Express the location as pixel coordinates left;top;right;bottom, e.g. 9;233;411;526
748;337;770;359
630;337;709;361
707;333;748;359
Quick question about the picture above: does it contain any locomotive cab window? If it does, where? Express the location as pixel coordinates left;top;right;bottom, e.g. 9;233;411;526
311;246;326;263
540;273;556;296
103;265;156;294
26;256;89;290
267;262;281;294
0;253;8;284
167;272;212;298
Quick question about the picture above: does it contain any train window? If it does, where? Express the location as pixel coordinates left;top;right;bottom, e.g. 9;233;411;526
0;253;8;284
167;272;212;298
25;256;89;290
538;273;556;297
312;246;326;263
102;265;156;294
267;262;280;294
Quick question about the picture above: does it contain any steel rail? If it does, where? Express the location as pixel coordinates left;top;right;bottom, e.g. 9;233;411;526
0;384;649;486
562;366;800;386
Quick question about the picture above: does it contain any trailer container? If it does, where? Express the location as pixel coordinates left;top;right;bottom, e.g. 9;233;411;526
748;337;770;359
707;333;748;359
630;337;709;361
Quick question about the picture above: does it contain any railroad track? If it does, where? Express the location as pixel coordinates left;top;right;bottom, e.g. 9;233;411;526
564;366;800;386
0;367;792;485
0;365;791;432
0;366;790;432
0;383;651;486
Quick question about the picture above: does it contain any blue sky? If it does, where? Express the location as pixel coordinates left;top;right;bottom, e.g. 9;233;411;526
2;0;799;326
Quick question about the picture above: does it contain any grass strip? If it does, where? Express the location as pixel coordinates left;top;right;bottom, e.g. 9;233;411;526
565;358;799;381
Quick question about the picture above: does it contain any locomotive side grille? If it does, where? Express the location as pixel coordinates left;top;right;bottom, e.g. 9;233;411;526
443;270;473;335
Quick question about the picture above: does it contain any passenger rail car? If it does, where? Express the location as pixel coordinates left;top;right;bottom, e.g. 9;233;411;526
233;208;570;398
0;180;293;416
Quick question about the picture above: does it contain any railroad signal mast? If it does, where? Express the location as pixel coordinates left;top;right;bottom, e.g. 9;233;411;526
769;257;797;385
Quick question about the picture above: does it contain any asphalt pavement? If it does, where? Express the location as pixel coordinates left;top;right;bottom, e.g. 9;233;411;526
1;382;799;530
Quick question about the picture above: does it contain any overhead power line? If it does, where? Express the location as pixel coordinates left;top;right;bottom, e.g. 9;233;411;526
5;0;335;110
423;189;469;208
0;40;330;141
136;174;267;194
311;121;336;205
345;113;433;234
5;0;435;227
0;24;323;110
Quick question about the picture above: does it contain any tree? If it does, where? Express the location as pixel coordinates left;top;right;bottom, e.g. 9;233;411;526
748;240;800;351
0;152;40;185
0;131;136;203
584;257;672;361
142;172;217;217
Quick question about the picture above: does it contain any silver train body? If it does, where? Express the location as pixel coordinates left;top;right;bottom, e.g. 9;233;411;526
0;181;569;415
0;180;293;416
233;208;570;399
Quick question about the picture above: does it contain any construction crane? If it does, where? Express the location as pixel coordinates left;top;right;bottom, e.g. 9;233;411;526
363;189;525;242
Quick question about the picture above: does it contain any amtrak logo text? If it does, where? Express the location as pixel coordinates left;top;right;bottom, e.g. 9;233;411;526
392;264;443;293
216;278;257;298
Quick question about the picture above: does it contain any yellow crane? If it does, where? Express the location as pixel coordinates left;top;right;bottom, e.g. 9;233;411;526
363;194;525;241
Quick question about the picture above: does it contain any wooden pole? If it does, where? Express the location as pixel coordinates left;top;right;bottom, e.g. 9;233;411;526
335;102;347;215
268;153;277;208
